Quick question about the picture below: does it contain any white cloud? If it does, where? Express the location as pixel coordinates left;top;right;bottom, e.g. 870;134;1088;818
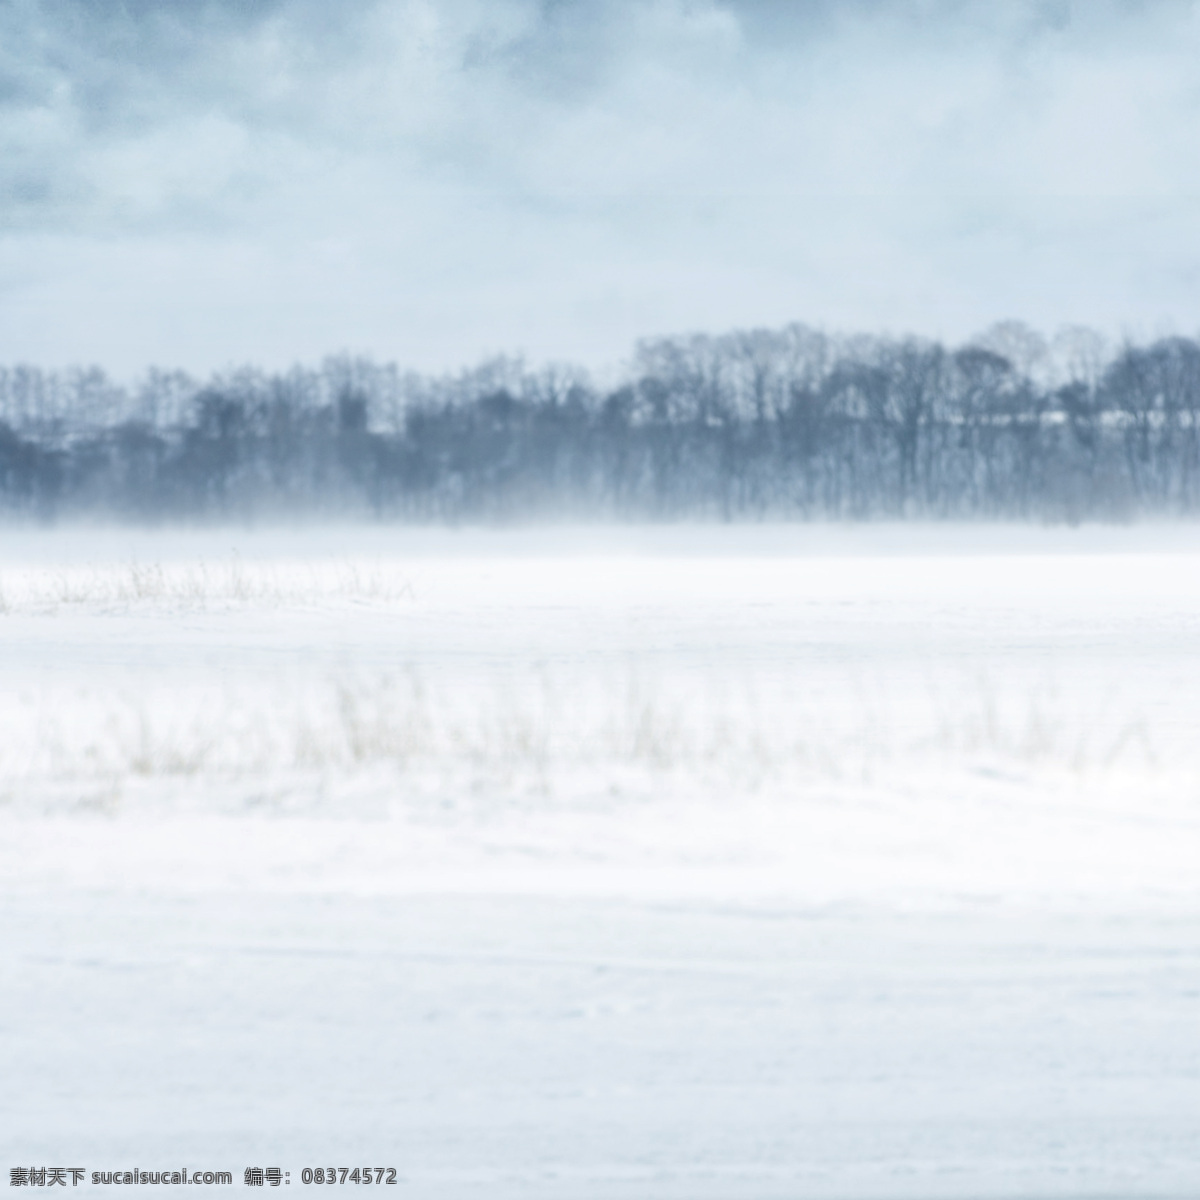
2;0;1200;376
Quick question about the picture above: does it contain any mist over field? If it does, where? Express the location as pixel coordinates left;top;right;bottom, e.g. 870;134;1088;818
5;522;1200;1193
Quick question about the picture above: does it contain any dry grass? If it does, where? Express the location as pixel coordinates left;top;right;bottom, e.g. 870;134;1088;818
0;557;415;614
0;667;1180;820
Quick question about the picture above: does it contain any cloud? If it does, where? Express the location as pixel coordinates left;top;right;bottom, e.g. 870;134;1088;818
2;0;1200;376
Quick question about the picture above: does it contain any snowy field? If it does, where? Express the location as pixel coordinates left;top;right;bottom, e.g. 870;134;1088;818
4;523;1200;1196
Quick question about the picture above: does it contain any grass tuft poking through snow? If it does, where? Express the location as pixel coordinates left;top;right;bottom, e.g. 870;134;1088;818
0;556;415;614
2;526;1200;902
0;666;1181;820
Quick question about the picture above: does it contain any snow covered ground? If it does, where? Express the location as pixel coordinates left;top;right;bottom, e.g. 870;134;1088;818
3;523;1200;1195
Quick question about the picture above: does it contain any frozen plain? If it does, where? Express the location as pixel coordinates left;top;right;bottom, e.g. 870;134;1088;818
3;522;1200;1197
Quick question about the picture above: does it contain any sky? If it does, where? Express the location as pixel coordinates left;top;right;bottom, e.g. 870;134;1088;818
2;0;1200;378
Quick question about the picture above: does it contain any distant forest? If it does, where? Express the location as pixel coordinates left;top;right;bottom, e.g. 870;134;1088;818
3;322;1200;521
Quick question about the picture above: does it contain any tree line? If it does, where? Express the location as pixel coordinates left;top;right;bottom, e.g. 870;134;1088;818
2;321;1199;521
